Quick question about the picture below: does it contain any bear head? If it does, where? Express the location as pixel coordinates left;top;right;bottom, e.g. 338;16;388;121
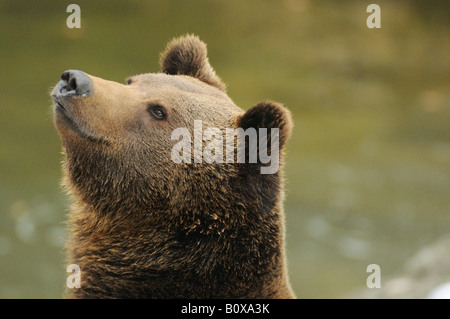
52;35;292;235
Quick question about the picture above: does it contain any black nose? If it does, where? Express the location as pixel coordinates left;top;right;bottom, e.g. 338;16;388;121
60;70;92;96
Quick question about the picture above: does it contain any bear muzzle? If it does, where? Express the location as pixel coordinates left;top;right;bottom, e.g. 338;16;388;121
52;69;93;118
51;70;111;144
52;69;92;107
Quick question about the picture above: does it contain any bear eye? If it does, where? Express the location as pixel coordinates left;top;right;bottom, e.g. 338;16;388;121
147;104;167;120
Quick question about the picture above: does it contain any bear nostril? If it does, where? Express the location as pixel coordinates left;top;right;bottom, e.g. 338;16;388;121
59;70;92;96
61;71;71;82
68;77;77;91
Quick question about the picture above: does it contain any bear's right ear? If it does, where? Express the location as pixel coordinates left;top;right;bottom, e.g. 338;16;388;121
160;35;226;92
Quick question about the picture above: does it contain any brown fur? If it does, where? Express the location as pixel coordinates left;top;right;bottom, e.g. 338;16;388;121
160;35;226;92
52;35;295;299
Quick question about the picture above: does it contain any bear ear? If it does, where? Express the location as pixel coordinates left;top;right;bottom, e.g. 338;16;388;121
160;35;226;92
238;101;293;151
236;101;293;175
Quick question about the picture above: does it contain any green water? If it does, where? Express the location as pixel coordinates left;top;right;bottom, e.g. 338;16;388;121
0;0;449;298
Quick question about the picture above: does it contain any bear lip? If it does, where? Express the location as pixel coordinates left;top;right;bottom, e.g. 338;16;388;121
53;98;110;145
52;97;73;120
55;100;69;116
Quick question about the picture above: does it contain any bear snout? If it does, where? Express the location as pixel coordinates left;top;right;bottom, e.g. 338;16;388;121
51;70;93;120
54;69;93;98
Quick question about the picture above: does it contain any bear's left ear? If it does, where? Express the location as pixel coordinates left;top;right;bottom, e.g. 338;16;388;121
160;34;226;92
238;101;293;152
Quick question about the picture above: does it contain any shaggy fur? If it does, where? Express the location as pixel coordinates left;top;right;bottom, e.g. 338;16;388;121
52;35;295;299
160;35;226;92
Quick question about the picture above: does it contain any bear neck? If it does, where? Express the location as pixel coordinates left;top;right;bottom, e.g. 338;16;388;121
65;188;293;298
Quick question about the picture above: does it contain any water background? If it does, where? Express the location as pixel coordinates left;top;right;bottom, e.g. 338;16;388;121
0;0;449;298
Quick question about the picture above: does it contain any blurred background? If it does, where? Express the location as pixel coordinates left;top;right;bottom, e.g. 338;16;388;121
0;0;449;298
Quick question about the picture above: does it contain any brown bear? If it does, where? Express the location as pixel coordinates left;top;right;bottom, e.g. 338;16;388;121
51;35;295;299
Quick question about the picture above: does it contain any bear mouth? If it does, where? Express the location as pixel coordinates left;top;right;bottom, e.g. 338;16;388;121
55;101;71;119
54;100;77;128
54;100;110;145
